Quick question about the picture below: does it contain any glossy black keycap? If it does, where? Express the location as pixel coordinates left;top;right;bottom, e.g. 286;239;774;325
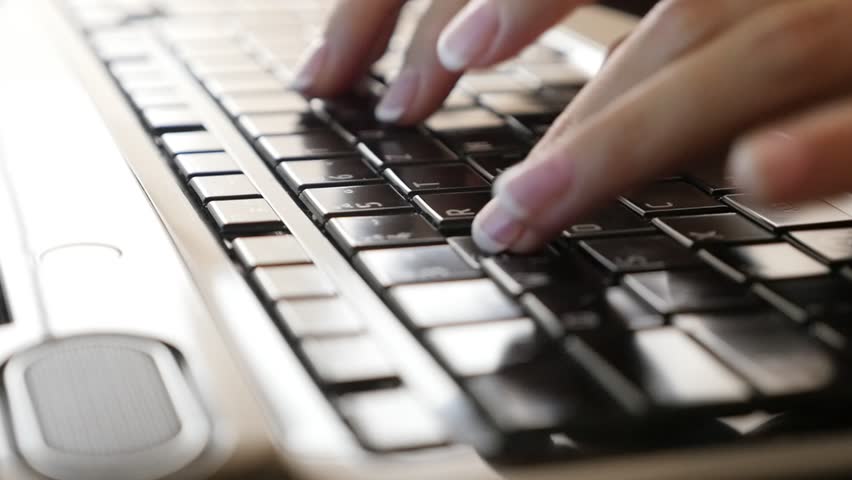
602;287;664;331
427;319;542;377
385;164;489;196
389;278;523;328
621;182;726;217
258;132;355;163
238;112;325;138
566;328;751;412
478;92;561;117
687;164;738;195
355;244;482;288
790;228;852;264
522;285;604;339
753;276;852;323
361;135;458;168
482;252;603;297
563;203;653;239
465;355;623;433
467;151;525;182
653;213;774;248
326;213;445;256
301;185;412;223
413;191;492;231
160;131;223;156
701;243;829;283
220;92;309;116
276;158;380;191
440;128;529;156
676;312;838;397
724;195;852;231
174;152;240;179
189;174;260;203
143;106;204;133
207;198;283;234
447;236;486;269
580;236;702;274
302;335;397;386
425;108;506;133
623;269;759;315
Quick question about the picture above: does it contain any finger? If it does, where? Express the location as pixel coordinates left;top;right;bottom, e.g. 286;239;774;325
545;0;795;142
436;0;590;73
476;0;852;253
374;0;468;124
292;0;404;97
730;98;852;204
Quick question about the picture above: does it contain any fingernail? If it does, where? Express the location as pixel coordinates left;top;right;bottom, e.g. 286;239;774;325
290;39;328;92
472;199;525;254
437;0;500;72
492;154;575;219
729;131;795;197
375;68;420;123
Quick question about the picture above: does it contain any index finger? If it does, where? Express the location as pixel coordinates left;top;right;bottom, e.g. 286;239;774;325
292;0;406;97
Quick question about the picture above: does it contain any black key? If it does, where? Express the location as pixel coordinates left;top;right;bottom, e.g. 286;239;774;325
238;112;325;138
623;269;759;315
425;108;506;134
482;252;604;297
653;213;774;248
301;185;412;223
563;203;653;239
621;182;726;217
302;335;397;386
388;278;523;328
203;71;283;97
447;236;485;269
361;135;457;169
327;214;445;256
322;95;410;140
276;158;380;191
687;165;738;195
790;228;852;264
337;389;447;452
426;318;542;377
189;174;260;203
602;287;664;331
701;243;830;283
355;244;482;288
257;132;355;163
143;106;203;133
207;198;284;234
129;87;183;109
220;92;309;116
521;285;603;338
467;151;525;182
385;164;489;196
466;355;623;434
565;328;751;412
478;92;561;117
413;191;492;231
519;64;589;88
174;152;240;179
441;128;529;156
724;194;852;231
676;312;838;397
580;236;702;274
160;131;222;156
275;298;363;338
753;276;852;322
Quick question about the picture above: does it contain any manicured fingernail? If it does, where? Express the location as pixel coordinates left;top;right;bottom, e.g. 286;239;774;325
375;68;420;123
437;0;499;72
290;40;328;92
492;155;575;219
729;131;795;197
472;199;525;254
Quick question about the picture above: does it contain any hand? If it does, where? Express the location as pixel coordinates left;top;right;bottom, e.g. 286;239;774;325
473;0;852;253
291;0;590;124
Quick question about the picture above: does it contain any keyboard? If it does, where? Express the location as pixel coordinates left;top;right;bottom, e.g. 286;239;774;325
65;0;852;462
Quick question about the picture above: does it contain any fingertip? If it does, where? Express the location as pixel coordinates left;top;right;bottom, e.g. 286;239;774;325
289;40;329;93
730;131;802;201
472;199;525;254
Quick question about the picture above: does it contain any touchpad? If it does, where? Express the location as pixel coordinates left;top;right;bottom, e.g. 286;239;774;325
4;336;210;480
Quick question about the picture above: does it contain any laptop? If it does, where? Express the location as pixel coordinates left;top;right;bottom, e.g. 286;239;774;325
1;1;851;479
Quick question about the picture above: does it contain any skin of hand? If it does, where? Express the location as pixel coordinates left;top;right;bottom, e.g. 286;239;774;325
295;0;852;255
